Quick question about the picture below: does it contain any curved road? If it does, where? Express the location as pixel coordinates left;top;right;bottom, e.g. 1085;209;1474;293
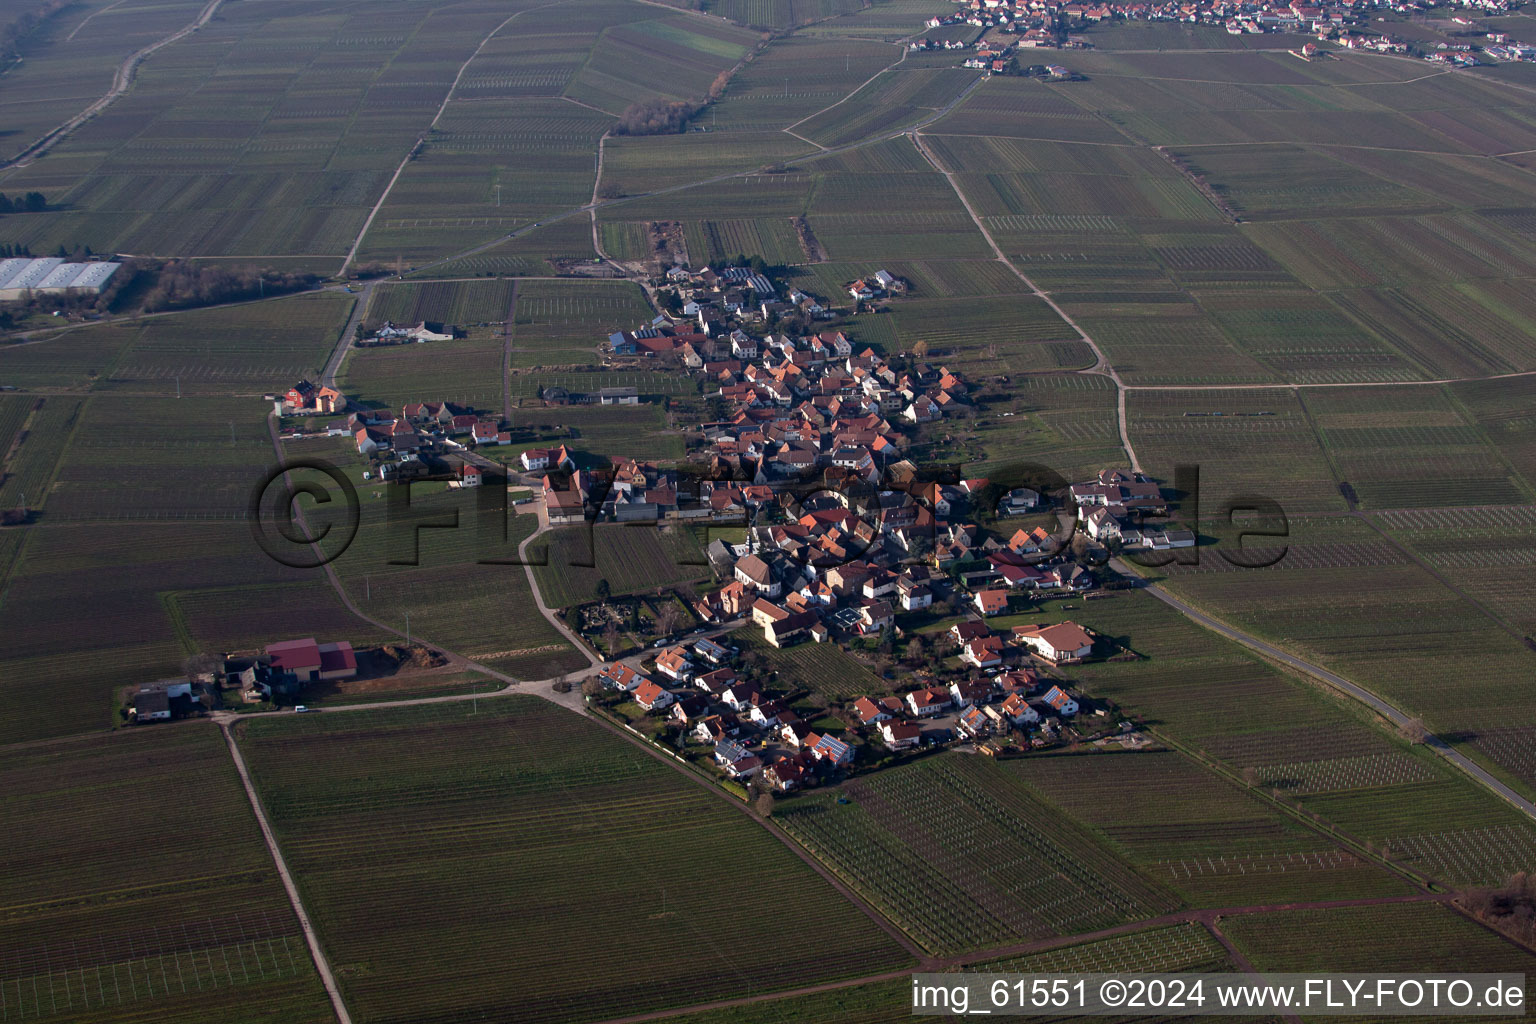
2;0;226;169
910;129;1142;474
1116;560;1536;823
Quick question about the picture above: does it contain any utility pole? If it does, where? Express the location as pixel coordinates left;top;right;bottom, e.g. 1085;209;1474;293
494;184;501;207
405;611;410;647
175;375;180;399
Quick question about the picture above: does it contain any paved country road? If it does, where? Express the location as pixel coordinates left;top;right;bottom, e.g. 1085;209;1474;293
1114;560;1536;824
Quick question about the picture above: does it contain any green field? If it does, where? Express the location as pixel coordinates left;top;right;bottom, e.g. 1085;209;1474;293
732;627;890;703
5;10;1536;1021
0;725;334;1024
1006;750;1412;905
778;754;1179;955
235;698;914;1024
367;278;516;332
531;523;710;608
1222;901;1536;983
0;291;353;394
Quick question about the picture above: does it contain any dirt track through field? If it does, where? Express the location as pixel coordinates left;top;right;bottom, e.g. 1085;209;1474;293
220;720;353;1024
586;893;1457;1024
1;0;226;169
909;129;1142;474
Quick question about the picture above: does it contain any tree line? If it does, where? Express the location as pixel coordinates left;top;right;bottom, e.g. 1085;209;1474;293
612;71;731;136
0;0;69;60
1462;873;1536;945
0;193;48;214
131;260;320;313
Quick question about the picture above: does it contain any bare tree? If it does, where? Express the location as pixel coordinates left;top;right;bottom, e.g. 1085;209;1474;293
1241;766;1259;788
656;601;685;636
907;636;927;666
1399;717;1429;745
580;677;605;699
755;791;775;817
181;652;219;680
603;620;622;655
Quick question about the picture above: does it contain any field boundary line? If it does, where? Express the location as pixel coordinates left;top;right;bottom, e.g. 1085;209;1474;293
338;0;570;276
1;0;226;169
409;74;969;277
1115;560;1536;824
783;38;909;135
1122;369;1536;391
1202;920;1305;1024
584;893;1449;1024
909;125;1142;473
580;704;933;966
64;0;130;41
219;720;353;1024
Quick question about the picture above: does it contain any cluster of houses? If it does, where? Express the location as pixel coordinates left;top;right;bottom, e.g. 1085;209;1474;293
1482;31;1536;60
275;380;345;417
591;611;1100;788
923;0;1515;59
690;464;1116;657
610;266;903;363
535;454;708;524
1072;468;1196;551
595;643;855;791
130;636;359;721
853;645;1083;750
693;328;971;481
361;321;454;346
282;398;509;485
225;638;358;702
276;384;509;489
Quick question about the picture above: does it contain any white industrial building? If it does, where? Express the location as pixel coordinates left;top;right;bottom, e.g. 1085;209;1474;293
0;258;120;301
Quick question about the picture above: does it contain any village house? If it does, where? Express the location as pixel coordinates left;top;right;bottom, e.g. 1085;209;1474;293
669;693;710;723
974;589;1009;616
809;733;854;766
949;677;996;708
880;720;921;750
852;695;902;726
764;755;813;792
693;713;740;744
734;553;781;596
906;685;951;718
960;636;1005;669
1013;621;1095;663
654;646;694;681
634;680;675;712
720;681;761;712
278;380;345;417
520;445;575;473
1041;684;1079;717
765;609;821;648
957;706;990;738
598;662;646;693
998;692;1040;726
